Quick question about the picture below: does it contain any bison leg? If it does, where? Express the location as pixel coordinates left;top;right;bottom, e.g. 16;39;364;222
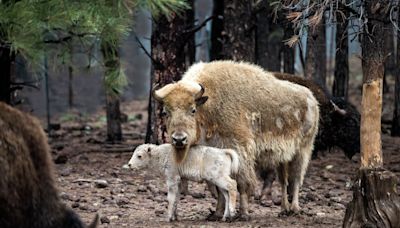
259;168;275;201
180;178;190;195
288;146;312;213
237;184;250;221
277;163;290;212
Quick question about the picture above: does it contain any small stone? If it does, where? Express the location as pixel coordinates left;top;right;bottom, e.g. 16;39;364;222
79;204;89;211
60;168;72;177
117;198;129;206
316;212;326;217
94;180;108;188
54;154;68;164
100;216;110;224
137;185;147;192
155;209;164;216
60;192;71;201
192;192;206;199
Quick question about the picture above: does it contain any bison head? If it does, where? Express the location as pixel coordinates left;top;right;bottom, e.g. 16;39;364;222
329;97;360;159
153;81;208;162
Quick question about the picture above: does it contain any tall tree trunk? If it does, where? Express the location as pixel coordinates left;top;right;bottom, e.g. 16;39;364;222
282;20;295;74
343;1;400;226
101;42;122;142
333;9;349;99
383;23;395;94
210;0;224;61
146;5;193;144
0;47;12;104
392;5;400;137
255;0;281;71
305;21;326;88
222;0;255;62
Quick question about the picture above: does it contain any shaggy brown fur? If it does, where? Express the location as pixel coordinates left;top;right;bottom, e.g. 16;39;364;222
0;102;98;228
154;61;320;218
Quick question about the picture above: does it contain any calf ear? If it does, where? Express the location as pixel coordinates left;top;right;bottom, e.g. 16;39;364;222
195;96;208;106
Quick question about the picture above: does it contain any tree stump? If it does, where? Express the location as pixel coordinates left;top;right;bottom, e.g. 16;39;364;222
343;168;400;228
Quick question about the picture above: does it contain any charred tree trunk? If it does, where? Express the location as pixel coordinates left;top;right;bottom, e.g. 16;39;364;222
210;0;224;61
101;42;122;142
255;0;282;71
222;0;255;61
282;20;295;74
343;1;400;226
333;10;349;100
393;67;400;136
146;6;193;143
305;21;326;88
392;7;400;137
383;23;395;94
0;47;12;104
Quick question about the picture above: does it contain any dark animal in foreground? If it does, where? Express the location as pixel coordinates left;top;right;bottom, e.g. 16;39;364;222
256;72;361;202
0;102;98;228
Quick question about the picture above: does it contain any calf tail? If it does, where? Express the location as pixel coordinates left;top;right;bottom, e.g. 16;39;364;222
225;149;239;175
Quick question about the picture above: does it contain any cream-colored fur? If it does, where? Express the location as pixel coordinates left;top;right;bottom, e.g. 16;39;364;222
155;60;320;217
126;143;239;221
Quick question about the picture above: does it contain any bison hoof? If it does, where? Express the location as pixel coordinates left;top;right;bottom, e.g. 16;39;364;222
233;214;251;221
206;211;222;221
290;204;300;214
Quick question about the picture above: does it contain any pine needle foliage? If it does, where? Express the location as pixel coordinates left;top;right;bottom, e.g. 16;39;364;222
0;0;188;93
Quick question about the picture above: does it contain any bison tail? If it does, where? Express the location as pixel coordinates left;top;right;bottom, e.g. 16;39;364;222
225;149;239;175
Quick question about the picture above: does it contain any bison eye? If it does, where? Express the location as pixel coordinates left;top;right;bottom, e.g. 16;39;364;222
137;155;142;159
191;107;196;115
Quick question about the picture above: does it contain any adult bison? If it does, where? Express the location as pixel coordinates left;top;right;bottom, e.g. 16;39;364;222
273;72;360;159
0;102;98;228
256;72;361;202
154;61;320;219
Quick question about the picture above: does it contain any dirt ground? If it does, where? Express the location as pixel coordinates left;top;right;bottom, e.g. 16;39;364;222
47;99;400;228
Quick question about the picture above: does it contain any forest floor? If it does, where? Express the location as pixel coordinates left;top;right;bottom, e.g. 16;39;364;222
48;99;400;228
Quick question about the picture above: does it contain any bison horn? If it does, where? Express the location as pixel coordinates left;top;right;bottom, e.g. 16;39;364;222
152;83;162;102
330;100;347;116
195;84;205;99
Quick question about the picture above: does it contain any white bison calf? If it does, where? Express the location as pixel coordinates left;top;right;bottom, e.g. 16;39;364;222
125;144;239;221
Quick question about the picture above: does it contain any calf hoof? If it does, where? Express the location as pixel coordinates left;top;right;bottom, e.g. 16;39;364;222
206;211;222;221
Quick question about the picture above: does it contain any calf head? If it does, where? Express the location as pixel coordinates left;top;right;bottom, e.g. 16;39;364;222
127;144;156;170
153;81;208;163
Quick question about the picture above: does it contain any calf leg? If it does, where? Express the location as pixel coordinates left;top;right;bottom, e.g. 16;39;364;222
215;177;237;221
277;163;290;212
207;189;225;221
167;176;181;222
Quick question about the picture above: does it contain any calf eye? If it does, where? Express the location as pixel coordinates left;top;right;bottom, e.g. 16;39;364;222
191;108;196;114
137;155;142;159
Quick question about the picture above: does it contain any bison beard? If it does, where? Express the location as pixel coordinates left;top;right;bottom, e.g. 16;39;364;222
0;102;98;228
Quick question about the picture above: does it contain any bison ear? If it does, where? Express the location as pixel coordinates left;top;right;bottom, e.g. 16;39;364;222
195;96;208;106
